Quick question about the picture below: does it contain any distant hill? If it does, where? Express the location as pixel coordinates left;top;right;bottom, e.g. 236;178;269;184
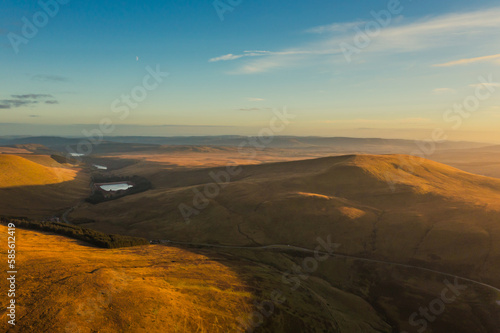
0;135;490;154
97;135;491;152
0;136;81;150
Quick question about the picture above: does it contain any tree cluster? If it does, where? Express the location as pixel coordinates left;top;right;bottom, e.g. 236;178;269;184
0;216;149;248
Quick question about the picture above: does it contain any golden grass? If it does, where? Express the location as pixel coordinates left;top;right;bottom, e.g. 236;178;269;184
99;148;334;174
0;155;77;188
351;154;500;207
0;225;254;332
0;155;89;218
1;151;497;332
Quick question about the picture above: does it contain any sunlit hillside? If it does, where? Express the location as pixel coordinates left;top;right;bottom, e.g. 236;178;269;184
0;155;76;188
0;224;255;333
0;224;399;333
0;155;89;218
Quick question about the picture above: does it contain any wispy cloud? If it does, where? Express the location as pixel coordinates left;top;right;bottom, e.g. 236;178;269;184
32;74;70;82
209;50;311;63
469;82;500;88
209;54;245;62
11;94;52;99
305;21;366;34
0;94;57;109
247;97;265;102
0;100;32;109
210;7;500;74
433;53;500;67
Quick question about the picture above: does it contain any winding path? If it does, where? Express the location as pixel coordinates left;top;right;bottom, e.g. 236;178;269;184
154;239;500;295
61;200;84;224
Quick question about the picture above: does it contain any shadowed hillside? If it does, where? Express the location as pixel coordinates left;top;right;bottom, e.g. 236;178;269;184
2;152;499;331
70;155;500;288
0;224;398;333
0;155;89;218
0;224;255;333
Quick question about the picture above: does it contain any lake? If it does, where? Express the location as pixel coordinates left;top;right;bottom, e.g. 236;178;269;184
93;164;108;170
99;183;133;192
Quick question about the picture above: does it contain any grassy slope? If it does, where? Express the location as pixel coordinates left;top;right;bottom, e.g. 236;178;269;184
0;155;76;188
0;225;254;332
225;248;500;333
71;155;500;287
0;225;394;333
1;152;498;331
0;155;89;218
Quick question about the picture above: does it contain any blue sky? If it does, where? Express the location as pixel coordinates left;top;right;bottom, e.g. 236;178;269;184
2;0;500;142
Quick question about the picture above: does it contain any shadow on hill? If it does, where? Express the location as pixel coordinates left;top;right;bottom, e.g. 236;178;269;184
70;155;500;290
0;168;90;219
5;154;500;331
0;224;257;333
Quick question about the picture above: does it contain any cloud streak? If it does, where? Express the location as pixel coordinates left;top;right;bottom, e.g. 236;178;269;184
469;82;500;88
304;21;366;34
433;53;500;67
209;50;311;63
11;94;53;99
210;7;500;74
0;94;57;109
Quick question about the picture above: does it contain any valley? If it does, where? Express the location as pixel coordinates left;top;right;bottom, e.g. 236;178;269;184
1;137;499;332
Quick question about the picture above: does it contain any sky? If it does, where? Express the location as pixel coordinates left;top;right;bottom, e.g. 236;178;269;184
1;0;500;142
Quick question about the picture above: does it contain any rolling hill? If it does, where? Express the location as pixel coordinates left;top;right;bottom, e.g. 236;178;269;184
0;155;89;218
0;224;399;333
70;154;500;288
0;224;254;332
0;155;77;188
1;152;499;331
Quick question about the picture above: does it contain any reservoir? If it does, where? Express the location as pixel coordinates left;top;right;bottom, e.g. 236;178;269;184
98;183;134;192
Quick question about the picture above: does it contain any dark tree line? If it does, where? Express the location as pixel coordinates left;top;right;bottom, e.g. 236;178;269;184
50;154;79;165
0;216;149;248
